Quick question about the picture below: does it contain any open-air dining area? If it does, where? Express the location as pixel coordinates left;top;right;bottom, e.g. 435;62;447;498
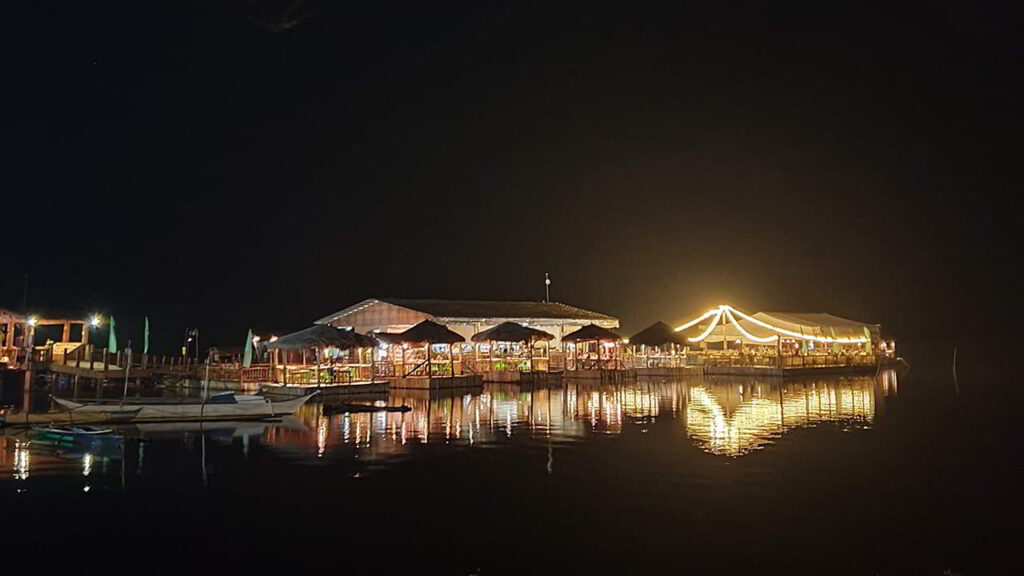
374;320;466;379
466;321;556;380
243;324;379;387
563;324;627;371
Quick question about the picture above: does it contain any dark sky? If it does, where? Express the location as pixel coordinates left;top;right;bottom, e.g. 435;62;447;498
4;0;1022;352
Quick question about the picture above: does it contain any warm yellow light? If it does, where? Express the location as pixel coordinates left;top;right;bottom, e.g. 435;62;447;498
674;308;720;332
27;316;38;327
687;308;724;342
723;308;778;343
725;306;868;343
621;338;630;344
269;335;278;343
675;305;869;344
252;335;261;343
90;315;101;327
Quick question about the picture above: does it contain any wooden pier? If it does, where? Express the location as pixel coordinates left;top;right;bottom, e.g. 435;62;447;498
33;346;200;382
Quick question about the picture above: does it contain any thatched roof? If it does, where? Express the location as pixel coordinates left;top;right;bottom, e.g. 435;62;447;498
563;324;623;342
376;320;464;345
266;325;377;351
471;321;555;343
629;321;687;347
1;308;25;324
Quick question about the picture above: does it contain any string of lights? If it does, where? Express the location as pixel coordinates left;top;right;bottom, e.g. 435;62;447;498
675;305;870;344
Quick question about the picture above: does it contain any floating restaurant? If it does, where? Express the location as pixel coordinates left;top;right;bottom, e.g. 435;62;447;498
313;297;622;385
671;305;893;376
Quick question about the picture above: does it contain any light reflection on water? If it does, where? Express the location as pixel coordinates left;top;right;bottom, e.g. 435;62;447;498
2;371;897;486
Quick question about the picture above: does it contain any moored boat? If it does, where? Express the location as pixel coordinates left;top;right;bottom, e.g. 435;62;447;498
34;425;115;436
51;391;317;423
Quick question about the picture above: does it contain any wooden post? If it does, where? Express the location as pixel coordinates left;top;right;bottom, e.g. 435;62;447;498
315;349;321;388
527;338;533;373
449;344;455;380
426;343;432;379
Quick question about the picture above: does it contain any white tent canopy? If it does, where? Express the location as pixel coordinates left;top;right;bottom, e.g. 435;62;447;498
675;305;878;346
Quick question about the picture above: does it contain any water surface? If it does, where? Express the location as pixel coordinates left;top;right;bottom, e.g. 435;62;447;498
1;358;1017;575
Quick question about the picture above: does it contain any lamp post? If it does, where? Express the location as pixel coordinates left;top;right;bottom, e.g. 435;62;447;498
184;327;199;359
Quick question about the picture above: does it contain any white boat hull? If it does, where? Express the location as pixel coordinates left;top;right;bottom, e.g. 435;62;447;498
51;393;316;422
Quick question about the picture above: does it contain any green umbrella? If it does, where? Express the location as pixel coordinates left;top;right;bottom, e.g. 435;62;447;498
108;315;118;352
242;328;254;368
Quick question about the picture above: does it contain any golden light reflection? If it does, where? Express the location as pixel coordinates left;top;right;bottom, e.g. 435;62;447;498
261;372;893;460
686;378;876;456
15;440;31;480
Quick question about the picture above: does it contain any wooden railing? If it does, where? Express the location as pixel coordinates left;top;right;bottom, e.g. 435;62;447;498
462;356;551;373
34;343;202;374
698;353;878;369
624;355;688;369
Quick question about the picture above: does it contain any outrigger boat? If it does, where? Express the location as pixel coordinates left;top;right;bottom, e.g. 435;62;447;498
51;391;317;423
34;425;115;436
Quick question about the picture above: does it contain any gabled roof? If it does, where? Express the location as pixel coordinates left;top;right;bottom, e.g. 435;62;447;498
1;308;25;323
316;297;617;325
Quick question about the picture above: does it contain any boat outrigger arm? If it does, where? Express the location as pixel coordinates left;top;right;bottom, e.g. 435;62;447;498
50;392;318;423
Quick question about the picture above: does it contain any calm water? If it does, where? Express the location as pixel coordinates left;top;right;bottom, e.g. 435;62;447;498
2;347;1020;575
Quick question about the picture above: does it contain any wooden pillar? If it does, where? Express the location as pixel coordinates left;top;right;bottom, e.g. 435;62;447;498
426;343;432;378
527;338;533;373
315;349;321;388
448;344;455;379
22;367;33;413
62;321;71;343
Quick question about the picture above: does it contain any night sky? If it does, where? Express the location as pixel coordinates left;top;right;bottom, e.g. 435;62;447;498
4;1;1021;352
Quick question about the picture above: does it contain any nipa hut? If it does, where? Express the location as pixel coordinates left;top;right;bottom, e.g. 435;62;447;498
627;321;688;368
563;324;625;370
375;320;465;378
470;321;555;373
264;325;378;385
